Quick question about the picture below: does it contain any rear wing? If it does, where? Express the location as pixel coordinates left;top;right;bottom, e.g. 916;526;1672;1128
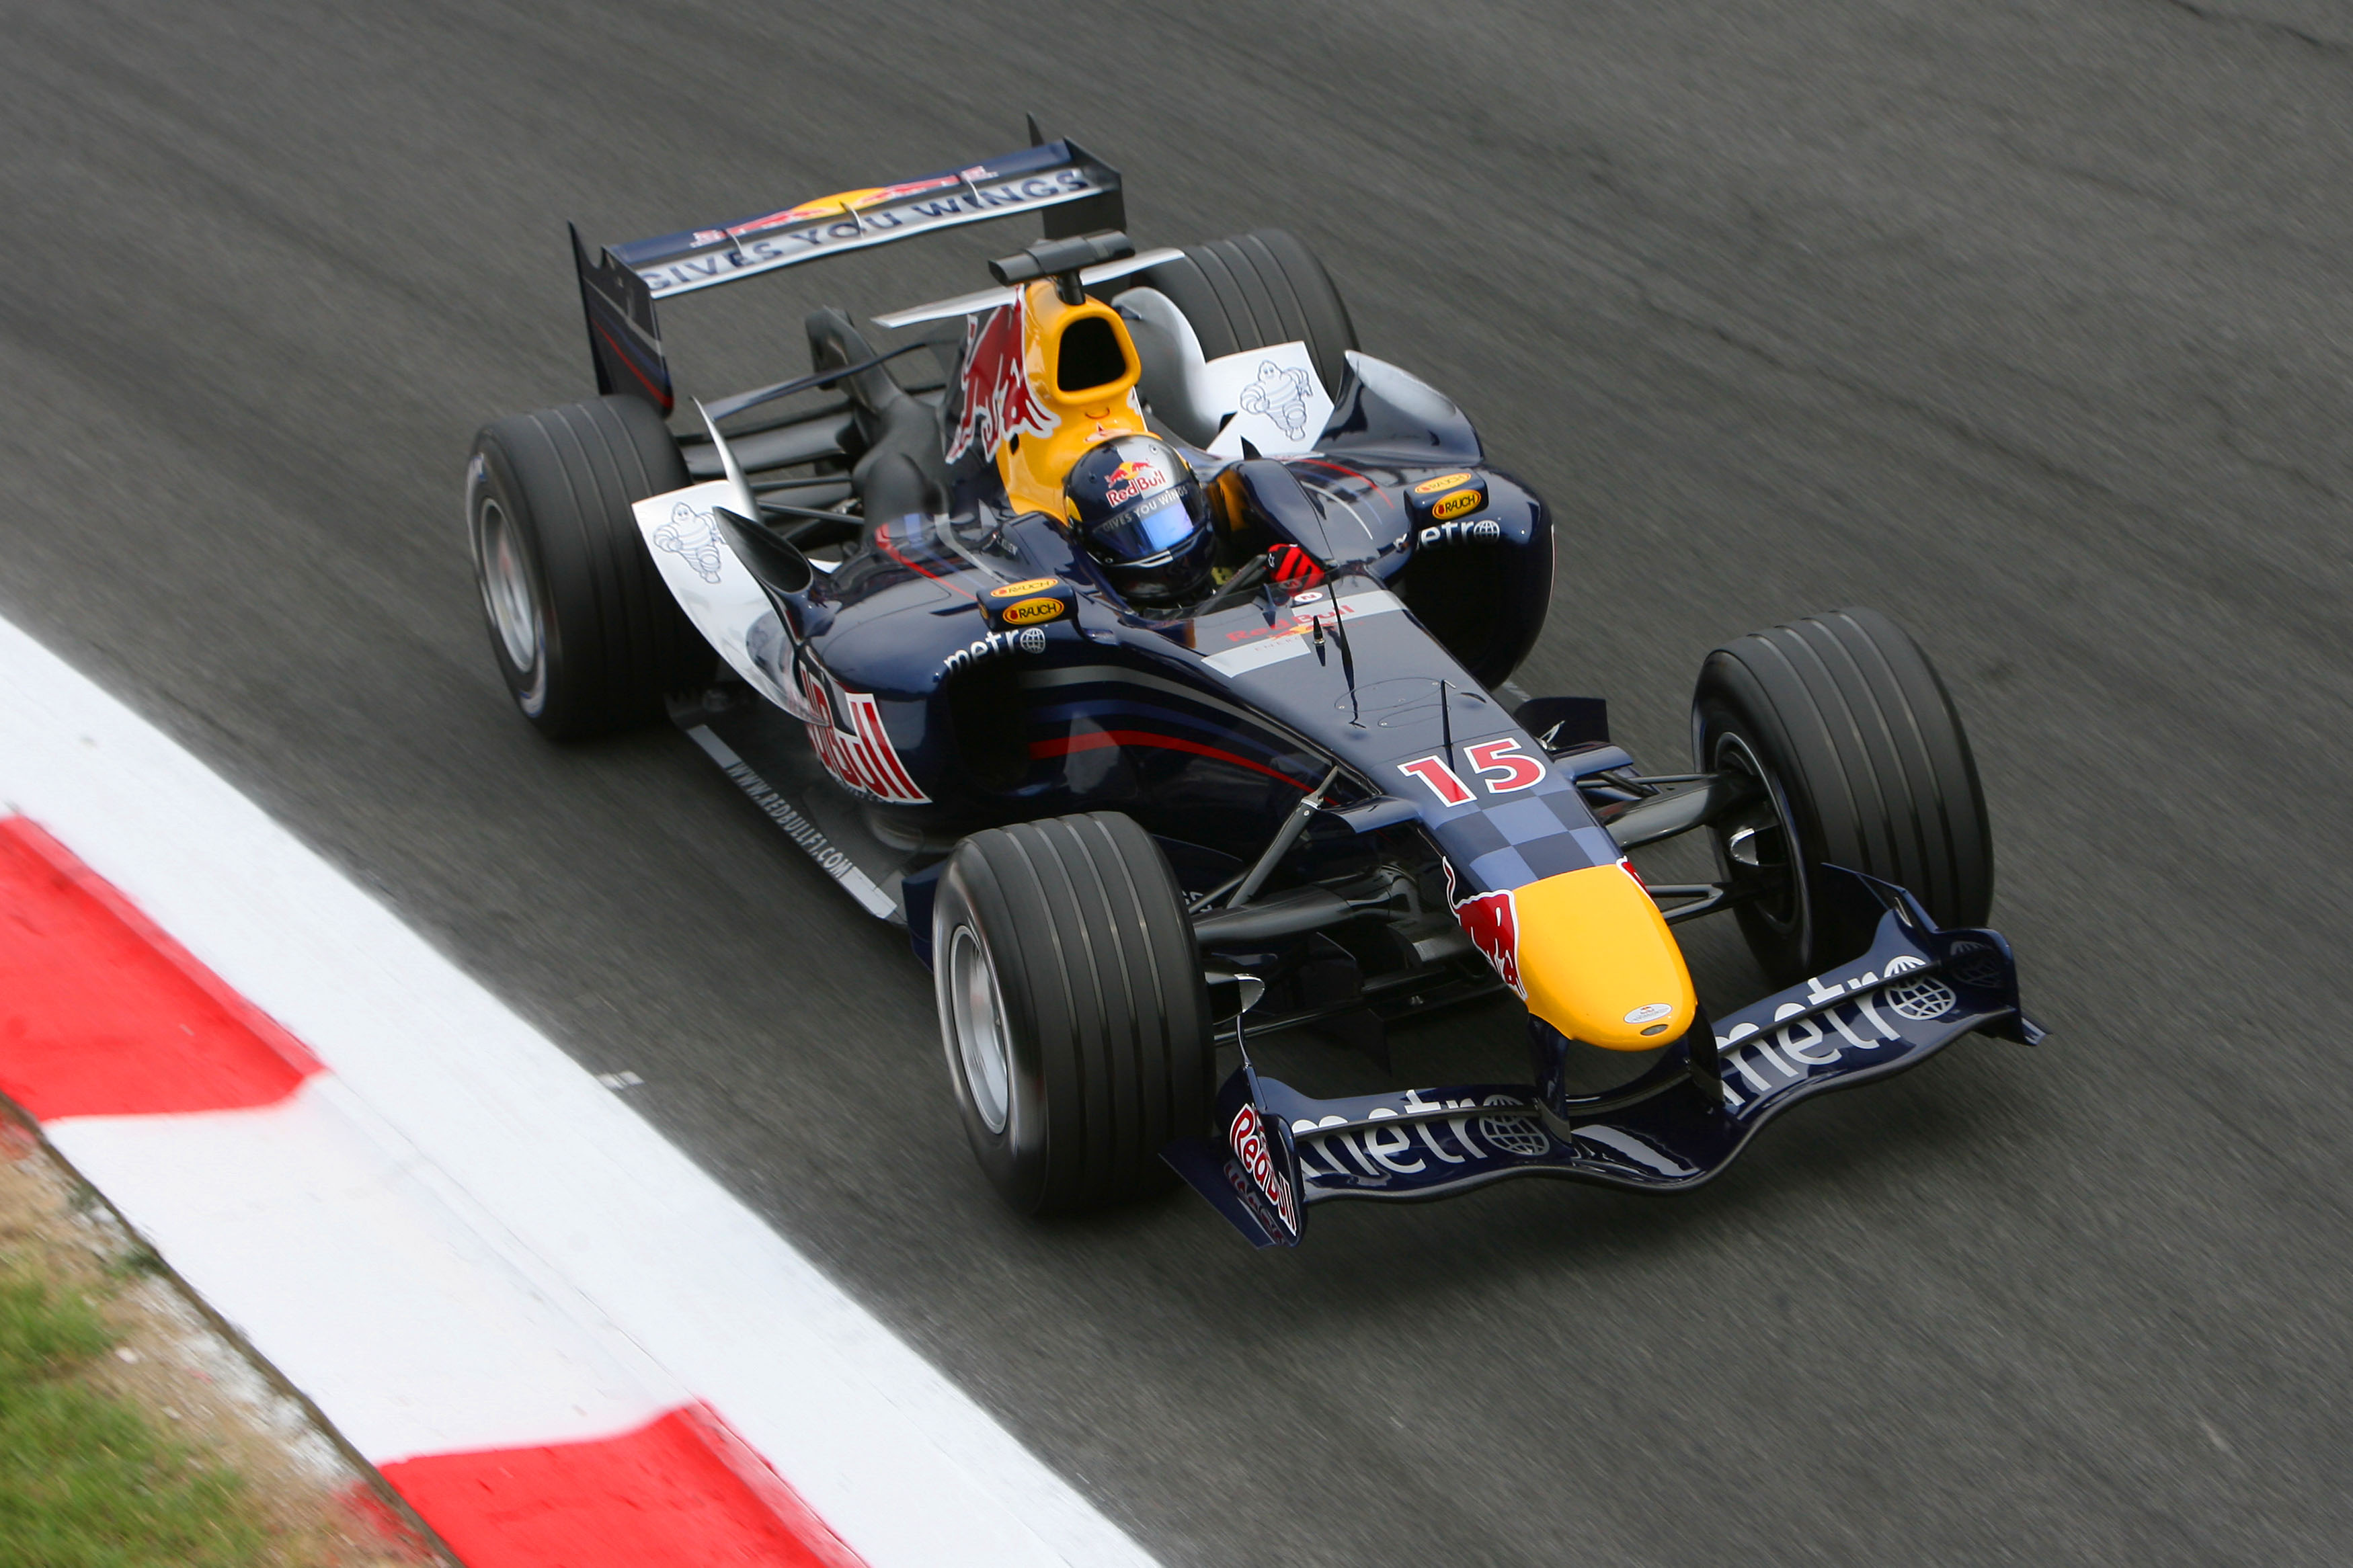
569;137;1123;413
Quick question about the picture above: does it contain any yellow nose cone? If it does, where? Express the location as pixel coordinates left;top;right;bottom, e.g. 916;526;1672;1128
1511;863;1696;1050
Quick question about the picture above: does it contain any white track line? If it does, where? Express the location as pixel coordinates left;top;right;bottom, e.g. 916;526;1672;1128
0;613;1157;1568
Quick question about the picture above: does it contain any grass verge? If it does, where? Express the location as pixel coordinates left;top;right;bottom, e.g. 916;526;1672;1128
0;1122;434;1568
0;1267;276;1567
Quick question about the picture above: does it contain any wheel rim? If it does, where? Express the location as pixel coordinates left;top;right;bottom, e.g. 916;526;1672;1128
947;925;1012;1134
477;499;543;675
1711;731;1804;936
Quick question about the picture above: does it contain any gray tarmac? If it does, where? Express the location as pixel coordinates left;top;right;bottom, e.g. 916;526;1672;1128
4;1;2350;1562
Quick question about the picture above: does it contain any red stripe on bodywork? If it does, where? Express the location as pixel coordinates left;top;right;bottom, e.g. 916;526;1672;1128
591;320;674;412
378;1404;865;1568
871;529;976;597
1295;457;1378;490
0;817;321;1119
1031;729;1309;788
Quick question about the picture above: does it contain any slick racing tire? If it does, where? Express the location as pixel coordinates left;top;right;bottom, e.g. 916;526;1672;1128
1691;607;1993;985
467;395;709;739
932;813;1213;1215
1127;230;1358;400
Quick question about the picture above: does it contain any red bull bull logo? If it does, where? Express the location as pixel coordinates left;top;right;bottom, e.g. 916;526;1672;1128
946;300;1058;463
727;166;994;239
1451;888;1523;997
1443;856;1524;997
1103;458;1169;506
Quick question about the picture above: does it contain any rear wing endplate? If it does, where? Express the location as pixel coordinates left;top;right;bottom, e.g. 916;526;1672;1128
571;223;674;413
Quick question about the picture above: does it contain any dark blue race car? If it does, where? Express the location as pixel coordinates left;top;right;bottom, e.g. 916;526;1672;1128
465;132;2040;1247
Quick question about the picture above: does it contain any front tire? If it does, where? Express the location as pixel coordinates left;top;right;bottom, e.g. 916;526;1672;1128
466;395;708;739
933;813;1213;1214
1692;607;1993;982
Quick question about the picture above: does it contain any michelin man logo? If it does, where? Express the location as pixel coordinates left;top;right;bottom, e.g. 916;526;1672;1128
1238;359;1316;441
653;503;725;584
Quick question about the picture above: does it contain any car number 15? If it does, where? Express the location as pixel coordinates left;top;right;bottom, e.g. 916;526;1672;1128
1396;739;1546;806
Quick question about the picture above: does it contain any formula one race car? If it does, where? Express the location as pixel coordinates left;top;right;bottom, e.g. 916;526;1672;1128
465;131;2040;1247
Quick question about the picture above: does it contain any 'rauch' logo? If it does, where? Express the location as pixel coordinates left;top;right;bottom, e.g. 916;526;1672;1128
1000;597;1064;626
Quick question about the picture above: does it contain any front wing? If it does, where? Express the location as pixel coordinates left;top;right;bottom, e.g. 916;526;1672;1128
1164;878;2041;1248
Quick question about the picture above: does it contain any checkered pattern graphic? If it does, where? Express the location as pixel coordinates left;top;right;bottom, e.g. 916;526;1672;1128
1428;780;1619;893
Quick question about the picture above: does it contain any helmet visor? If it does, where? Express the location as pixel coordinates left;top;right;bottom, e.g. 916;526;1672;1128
1086;485;1203;563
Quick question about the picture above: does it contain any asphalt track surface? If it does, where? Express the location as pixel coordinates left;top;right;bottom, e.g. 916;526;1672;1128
3;2;2350;1563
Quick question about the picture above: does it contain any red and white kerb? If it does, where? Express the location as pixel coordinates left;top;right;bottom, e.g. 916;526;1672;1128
0;613;1157;1568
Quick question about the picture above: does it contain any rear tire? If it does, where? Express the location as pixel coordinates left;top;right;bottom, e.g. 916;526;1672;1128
466;395;708;739
1691;608;1993;983
1125;231;1358;398
933;813;1213;1214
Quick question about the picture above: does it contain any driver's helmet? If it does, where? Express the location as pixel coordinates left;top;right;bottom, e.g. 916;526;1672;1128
1062;435;1215;606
